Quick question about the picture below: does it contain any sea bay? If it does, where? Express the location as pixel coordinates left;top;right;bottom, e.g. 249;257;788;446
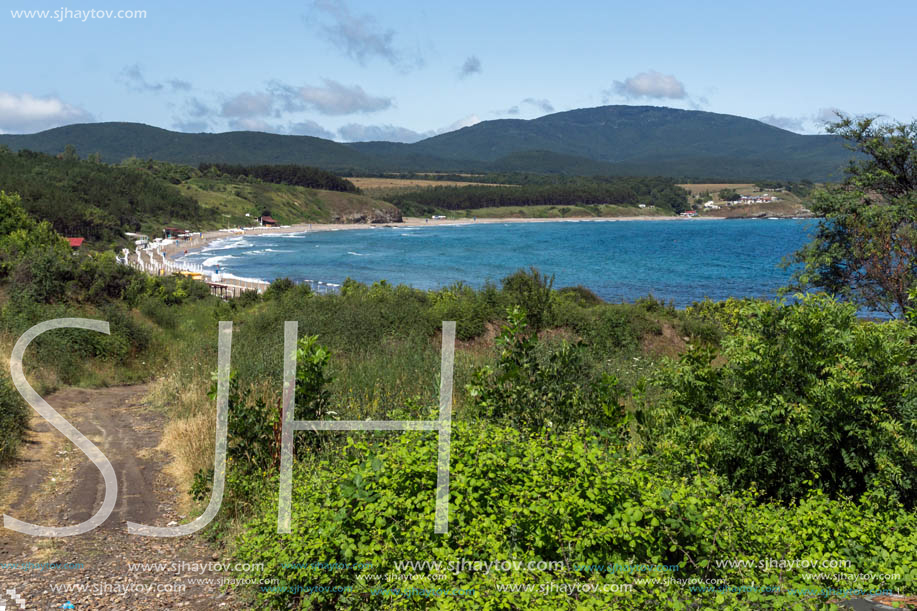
180;218;815;307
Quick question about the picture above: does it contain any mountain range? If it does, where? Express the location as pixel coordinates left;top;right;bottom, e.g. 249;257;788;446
0;105;853;181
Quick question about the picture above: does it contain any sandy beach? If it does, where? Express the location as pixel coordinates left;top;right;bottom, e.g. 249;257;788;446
161;214;721;260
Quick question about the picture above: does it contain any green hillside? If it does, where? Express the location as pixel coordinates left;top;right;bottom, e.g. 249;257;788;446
0;151;400;243
0;106;856;181
392;106;852;180
0;122;376;168
177;175;401;227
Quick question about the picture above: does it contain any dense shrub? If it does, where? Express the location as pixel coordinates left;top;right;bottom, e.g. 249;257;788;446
556;285;604;307
466;307;622;430
645;294;917;508
233;422;917;610
263;277;296;301
0;374;29;464
430;282;491;341
501;267;554;331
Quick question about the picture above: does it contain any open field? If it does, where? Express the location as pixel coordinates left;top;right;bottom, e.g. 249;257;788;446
178;177;400;227
455;204;671;219
349;177;500;189
349;176;515;199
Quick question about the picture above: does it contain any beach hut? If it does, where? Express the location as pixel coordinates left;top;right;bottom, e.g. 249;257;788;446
259;215;277;227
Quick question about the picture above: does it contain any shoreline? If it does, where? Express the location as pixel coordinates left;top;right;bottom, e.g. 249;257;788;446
161;214;725;260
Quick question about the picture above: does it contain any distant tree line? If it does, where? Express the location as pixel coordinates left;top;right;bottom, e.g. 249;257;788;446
386;176;689;213
198;163;358;193
0;148;212;242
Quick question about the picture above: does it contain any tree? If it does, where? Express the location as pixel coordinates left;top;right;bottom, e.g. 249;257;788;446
501;267;554;331
786;115;917;317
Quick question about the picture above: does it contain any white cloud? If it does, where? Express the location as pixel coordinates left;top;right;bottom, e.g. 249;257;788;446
759;115;807;133
611;70;687;100
172;119;211;133
274;79;392;115
289;120;336;139
337;114;482;143
338;123;426;142
815;107;845;126
0;92;93;133
227;118;281;132
221;92;275;118
438;114;481;133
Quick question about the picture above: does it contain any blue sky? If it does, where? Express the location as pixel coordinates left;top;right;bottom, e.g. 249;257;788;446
2;0;915;140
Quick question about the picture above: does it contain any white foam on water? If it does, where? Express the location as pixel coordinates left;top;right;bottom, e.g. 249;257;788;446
202;254;236;267
221;271;268;284
201;238;251;252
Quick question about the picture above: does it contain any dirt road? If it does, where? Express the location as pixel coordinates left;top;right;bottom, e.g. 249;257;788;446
0;385;250;610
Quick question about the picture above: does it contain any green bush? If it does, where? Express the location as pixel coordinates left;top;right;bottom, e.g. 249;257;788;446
0;374;29;464
466;307;622;430
263;277;296;301
677;314;723;346
645;294;917;508
556;285;604;307
76;251;138;303
233;422;917;610
139;296;179;330
501;267;554;331
215;335;333;477
430;282;491;341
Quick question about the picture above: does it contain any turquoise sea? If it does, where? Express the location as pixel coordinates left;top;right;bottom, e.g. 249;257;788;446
179;219;816;307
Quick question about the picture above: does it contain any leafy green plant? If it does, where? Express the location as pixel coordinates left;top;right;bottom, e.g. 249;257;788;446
0;374;29;464
233;421;917;610
467;306;622;430
501;267;555;331
646;294;917;508
294;335;333;423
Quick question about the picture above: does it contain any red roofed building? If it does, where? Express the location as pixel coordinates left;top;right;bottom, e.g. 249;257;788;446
259;215;277;226
66;237;85;248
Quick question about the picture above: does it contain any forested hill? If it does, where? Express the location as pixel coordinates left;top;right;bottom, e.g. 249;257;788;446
386;176;689;215
0;149;213;242
0;151;402;244
0;122;378;168
0;106;855;181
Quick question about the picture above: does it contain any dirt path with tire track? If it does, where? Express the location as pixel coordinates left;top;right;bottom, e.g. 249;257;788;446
0;385;250;610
